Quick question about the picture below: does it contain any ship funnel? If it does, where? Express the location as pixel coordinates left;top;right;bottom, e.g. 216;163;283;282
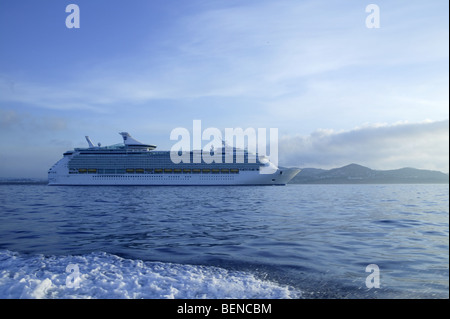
119;132;143;146
119;132;157;150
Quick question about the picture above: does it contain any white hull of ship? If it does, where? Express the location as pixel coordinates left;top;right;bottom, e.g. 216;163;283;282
48;154;300;186
48;170;299;186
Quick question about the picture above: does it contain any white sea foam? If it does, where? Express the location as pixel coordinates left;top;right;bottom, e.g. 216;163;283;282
0;250;301;299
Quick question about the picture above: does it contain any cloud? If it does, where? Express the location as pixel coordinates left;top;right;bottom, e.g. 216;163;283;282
0;2;365;109
0;0;447;121
279;120;449;172
0;108;68;132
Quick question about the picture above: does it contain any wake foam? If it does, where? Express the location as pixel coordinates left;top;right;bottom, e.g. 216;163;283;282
0;250;301;299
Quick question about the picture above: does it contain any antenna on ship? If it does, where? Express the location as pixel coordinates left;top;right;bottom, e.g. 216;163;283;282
85;136;95;148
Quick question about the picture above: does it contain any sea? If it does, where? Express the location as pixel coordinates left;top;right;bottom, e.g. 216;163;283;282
0;183;448;300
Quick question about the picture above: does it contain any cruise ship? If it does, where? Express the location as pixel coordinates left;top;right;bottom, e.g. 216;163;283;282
48;132;300;185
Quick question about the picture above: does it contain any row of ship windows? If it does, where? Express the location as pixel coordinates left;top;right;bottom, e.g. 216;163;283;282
69;159;259;166
68;161;259;166
69;168;255;174
72;154;252;158
90;175;235;179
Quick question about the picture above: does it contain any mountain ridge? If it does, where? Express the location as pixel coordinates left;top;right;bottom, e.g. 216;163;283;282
289;163;449;184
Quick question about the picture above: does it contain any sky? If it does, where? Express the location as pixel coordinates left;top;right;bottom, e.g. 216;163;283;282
0;0;448;178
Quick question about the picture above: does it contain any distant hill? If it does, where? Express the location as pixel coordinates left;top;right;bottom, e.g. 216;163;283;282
289;163;449;184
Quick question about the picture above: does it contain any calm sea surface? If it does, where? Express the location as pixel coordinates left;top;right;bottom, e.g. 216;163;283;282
0;183;448;299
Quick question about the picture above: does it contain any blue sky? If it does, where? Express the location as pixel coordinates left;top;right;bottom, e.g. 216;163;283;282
0;0;448;178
